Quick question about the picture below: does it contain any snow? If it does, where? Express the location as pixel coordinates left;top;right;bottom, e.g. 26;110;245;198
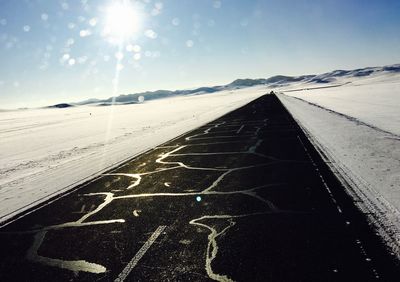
277;72;400;135
276;70;400;255
0;86;267;223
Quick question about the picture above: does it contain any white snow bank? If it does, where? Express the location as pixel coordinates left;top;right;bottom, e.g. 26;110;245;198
277;72;400;136
0;86;267;223
277;73;400;255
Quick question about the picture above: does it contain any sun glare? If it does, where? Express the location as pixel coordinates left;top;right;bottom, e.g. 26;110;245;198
103;1;143;44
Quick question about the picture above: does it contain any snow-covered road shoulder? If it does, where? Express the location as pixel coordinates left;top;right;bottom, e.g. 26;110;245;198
278;93;400;256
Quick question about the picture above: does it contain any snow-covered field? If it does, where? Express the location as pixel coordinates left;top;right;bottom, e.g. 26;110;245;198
0;86;267;223
277;69;400;254
278;72;400;135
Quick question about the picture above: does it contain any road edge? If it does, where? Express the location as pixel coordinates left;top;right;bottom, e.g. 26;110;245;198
276;93;400;264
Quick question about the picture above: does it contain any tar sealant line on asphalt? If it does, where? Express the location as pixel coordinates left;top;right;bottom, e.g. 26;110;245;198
21;191;127;274
185;135;255;141
185;122;225;141
110;182;285;212
27;231;107;274
114;225;167;282
183;140;247;147
106;140;302;197
189;212;276;282
169;151;254;156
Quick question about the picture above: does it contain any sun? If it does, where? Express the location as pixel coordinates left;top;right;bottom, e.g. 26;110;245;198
103;0;143;44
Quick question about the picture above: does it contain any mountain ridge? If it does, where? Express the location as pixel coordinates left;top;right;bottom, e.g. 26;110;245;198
59;63;400;107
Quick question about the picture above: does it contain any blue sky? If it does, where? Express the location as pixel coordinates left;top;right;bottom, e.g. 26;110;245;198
0;0;399;108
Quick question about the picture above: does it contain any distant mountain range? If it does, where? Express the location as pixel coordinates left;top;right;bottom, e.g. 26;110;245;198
49;63;400;108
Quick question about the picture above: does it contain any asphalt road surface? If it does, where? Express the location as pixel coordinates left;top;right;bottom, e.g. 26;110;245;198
0;94;399;281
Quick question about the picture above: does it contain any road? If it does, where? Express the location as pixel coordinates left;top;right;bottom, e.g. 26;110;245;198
0;94;398;281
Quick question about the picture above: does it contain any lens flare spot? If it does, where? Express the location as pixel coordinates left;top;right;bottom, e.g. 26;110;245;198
103;1;144;43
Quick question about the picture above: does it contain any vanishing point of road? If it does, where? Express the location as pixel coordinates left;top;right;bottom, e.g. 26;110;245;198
0;94;399;281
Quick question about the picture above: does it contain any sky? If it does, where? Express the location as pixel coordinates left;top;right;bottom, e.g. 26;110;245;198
0;0;399;108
